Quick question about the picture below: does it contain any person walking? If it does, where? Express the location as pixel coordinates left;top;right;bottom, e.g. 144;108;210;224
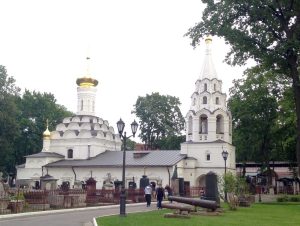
155;184;165;209
144;184;152;207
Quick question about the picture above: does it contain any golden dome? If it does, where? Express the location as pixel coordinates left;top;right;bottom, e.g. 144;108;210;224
205;35;212;44
43;120;51;139
76;57;99;87
76;77;99;87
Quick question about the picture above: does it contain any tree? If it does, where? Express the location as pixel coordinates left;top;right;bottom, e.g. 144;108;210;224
132;92;184;149
185;0;300;174
228;66;279;183
0;65;20;175
274;84;297;161
157;135;185;150
15;90;73;162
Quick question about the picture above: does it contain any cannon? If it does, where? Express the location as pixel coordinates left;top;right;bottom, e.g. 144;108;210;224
161;203;194;214
168;196;218;211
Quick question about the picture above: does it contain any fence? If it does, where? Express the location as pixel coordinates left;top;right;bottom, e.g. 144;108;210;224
0;188;146;215
0;186;206;215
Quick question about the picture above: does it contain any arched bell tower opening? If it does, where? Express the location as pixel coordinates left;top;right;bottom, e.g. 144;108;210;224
216;114;224;134
199;114;208;134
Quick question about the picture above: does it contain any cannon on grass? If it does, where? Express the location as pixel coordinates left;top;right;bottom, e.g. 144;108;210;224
168;196;219;211
161;203;194;214
162;203;193;219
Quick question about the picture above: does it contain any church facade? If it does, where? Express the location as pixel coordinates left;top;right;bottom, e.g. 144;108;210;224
16;38;236;189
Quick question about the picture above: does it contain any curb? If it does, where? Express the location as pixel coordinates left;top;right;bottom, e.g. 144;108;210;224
0;202;147;220
93;217;97;226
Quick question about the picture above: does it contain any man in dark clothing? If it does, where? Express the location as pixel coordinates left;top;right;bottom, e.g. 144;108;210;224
155;184;165;209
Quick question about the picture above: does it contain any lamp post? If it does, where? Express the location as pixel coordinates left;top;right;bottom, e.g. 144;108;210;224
222;147;229;202
116;118;138;217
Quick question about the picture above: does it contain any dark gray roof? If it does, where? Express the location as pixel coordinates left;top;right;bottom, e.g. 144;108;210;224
45;150;186;168
25;152;64;158
182;139;229;144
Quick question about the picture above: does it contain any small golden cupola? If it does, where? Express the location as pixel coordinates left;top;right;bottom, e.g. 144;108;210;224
76;57;98;87
205;35;212;44
43;119;51;140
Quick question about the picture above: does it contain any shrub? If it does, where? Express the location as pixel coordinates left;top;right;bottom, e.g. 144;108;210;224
277;195;289;202
289;196;300;202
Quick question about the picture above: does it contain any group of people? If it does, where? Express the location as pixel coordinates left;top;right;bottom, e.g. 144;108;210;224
144;184;173;209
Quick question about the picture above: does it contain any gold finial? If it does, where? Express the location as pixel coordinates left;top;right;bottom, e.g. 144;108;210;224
205;35;212;44
43;119;51;139
76;56;99;87
86;56;91;77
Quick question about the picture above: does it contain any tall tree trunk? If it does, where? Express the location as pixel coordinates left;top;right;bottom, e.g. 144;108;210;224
289;57;300;176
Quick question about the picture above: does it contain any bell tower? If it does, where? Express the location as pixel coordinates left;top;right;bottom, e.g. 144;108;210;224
76;57;98;116
185;37;232;144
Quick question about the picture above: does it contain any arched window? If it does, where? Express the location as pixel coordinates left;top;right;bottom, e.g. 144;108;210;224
204;83;207;91
206;153;211;161
203;96;207;104
199;114;208;134
216;115;224;134
214;84;216;91
67;149;73;159
216;97;219;105
188;116;193;135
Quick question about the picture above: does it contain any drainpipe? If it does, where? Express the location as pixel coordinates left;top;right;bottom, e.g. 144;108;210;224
88;145;91;159
167;167;170;185
72;166;77;181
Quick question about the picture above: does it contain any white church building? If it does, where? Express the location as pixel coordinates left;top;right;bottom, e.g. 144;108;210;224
16;37;236;189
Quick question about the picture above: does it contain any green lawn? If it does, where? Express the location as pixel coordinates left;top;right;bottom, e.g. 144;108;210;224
97;203;300;226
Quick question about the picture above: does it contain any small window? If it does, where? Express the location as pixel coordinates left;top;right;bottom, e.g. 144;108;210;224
67;149;73;158
214;84;216;91
206;154;210;161
204;83;207;91
216;97;219;105
81;100;83;111
203;96;207;104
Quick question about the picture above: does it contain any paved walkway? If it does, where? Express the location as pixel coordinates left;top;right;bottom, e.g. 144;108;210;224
0;202;157;226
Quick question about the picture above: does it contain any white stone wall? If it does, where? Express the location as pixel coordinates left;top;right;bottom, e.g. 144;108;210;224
77;86;97;116
180;142;236;186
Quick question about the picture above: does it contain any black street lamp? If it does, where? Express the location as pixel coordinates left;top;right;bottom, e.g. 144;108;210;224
116;118;138;217
222;147;229;202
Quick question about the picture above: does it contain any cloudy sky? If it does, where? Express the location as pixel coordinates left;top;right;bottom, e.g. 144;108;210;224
0;0;248;139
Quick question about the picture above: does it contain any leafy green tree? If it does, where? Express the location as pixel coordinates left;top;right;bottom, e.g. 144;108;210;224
0;65;20;175
15;90;73;161
228;67;279;181
157;135;185;150
274;85;297;162
186;0;300;174
132;92;184;149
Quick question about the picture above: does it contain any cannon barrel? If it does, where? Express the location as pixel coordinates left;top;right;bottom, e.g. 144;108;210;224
168;196;218;211
161;203;193;212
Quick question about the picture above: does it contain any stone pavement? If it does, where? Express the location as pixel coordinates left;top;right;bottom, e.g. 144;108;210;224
0;202;158;226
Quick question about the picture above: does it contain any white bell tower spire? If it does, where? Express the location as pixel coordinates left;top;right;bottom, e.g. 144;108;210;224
186;36;232;144
76;57;99;116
